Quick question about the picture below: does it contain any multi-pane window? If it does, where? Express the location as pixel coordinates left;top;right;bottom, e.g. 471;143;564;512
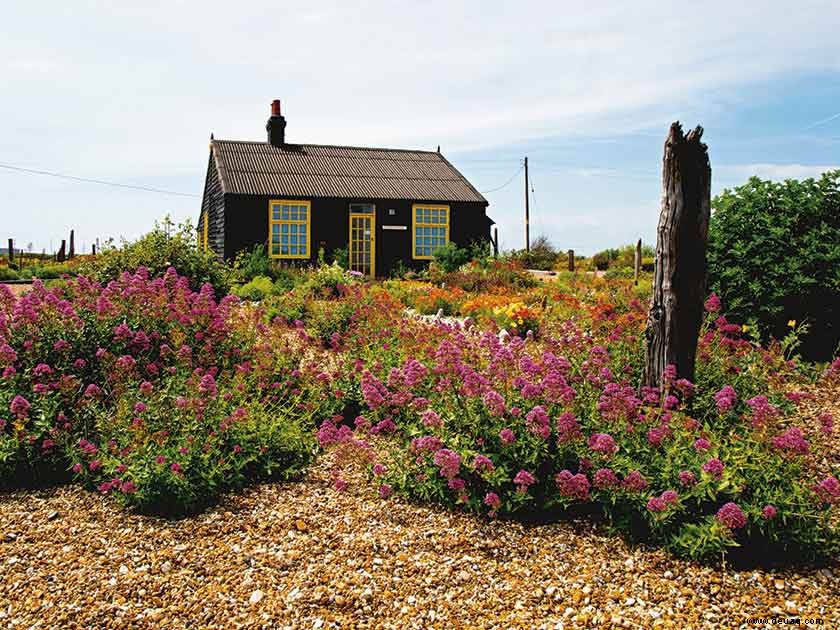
269;200;310;258
412;204;449;259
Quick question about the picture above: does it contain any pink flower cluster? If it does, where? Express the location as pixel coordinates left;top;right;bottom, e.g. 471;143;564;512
715;502;747;529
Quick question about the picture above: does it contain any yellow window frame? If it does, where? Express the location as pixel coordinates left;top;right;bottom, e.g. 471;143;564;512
412;203;450;259
268;200;311;259
348;208;376;277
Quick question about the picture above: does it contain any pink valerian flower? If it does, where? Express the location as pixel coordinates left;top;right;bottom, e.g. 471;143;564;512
818;413;834;435
771;427;810;456
525;405;551;439
154;455;166;465
170;462;183;474
139;380;153;395
371;418;397;434
198;373;218;398
693;438;711;451
84;383;102;397
761;505;778;520
745;395;780;427
813;476;840;504
596;383;641;422
663;364;678;384
33;363;52;379
372;463;387;477
587;432;618;456
120;481;137;494
333;476;348;492
410;435;443;453
0;343;17;366
622;470;648;492
674;378;695;398
421;409;443;429
433;449;461;479
555;470;590;500
555;412;581;444
499;428;516;445
133;402;147;414
71;463;83;474
646;424;672;447
661;490;679;505
713;385;737;414
513;470;536;493
593;468;620;489
482;390;506;417
378;484;393;498
716;502;747;529
702;458;724;479
232;444;242;455
473;455;495;474
678;471;697;487
448;477;466;491
88;459;102;472
704;293;722;313
484;491;501;512
647;496;667;512
78;439;98;456
10;395;31;419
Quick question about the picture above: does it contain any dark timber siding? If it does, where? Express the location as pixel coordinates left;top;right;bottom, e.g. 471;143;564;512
199;153;225;258
222;195;490;276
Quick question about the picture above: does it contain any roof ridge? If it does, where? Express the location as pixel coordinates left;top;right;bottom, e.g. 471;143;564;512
212;138;441;155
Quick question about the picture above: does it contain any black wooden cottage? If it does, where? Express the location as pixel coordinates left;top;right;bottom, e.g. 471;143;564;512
198;100;492;277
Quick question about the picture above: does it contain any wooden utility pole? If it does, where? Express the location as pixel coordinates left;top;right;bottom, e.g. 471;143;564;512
634;239;642;285
643;123;711;389
492;226;499;258
524;157;530;252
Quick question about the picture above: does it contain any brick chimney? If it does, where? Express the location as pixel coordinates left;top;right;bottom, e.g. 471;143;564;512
266;99;286;147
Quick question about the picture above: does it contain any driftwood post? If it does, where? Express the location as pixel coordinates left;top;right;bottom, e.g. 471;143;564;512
57;240;66;263
492;226;499;258
568;249;574;272
69;230;75;259
92;243;96;255
7;239;12;265
643;122;711;389
634;238;642;285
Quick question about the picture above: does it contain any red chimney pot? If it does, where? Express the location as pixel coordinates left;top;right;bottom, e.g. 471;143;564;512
271;99;282;117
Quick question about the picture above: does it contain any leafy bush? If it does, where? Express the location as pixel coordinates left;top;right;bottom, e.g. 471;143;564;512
232;275;279;301
708;171;840;361
433;242;473;273
320;278;839;563
0;268;336;513
78;217;230;295
509;235;562;271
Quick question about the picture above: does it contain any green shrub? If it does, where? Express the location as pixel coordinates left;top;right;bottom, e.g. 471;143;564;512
78;217;230;295
708;170;840;361
433;242;473;273
0;267;19;281
232;275;278;301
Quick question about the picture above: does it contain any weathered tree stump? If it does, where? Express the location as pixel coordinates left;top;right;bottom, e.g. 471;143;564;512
642;122;711;389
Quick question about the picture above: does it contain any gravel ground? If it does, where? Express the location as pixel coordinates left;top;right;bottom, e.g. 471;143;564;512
1;458;838;630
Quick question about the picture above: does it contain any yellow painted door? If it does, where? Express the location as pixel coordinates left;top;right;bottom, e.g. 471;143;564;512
349;213;375;277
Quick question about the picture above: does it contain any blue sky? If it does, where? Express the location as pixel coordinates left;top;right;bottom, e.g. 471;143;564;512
1;1;839;255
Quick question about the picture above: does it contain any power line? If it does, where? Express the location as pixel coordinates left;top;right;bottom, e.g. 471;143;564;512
480;163;524;193
0;162;201;198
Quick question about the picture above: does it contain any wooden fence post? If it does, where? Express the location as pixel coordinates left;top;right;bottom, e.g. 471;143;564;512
92;243;96;255
643;123;711;389
7;239;12;265
634;238;642;285
69;230;75;259
568;249;574;272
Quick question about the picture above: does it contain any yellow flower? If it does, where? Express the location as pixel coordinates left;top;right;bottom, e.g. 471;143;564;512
741;325;749;332
787;319;796;328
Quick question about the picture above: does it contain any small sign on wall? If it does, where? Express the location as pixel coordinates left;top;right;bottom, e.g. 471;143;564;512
382;225;407;231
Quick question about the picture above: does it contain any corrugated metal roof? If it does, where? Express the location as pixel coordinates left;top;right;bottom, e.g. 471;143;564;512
211;140;487;204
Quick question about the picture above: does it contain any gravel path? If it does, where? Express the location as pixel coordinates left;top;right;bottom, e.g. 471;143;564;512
1;459;838;629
